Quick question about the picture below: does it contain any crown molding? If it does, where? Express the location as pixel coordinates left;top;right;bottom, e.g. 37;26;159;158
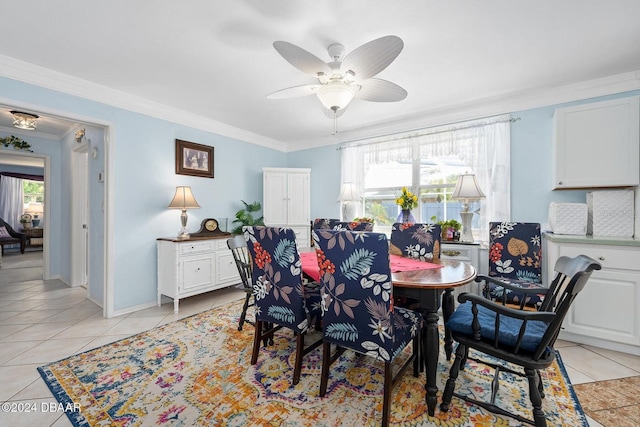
0;54;287;152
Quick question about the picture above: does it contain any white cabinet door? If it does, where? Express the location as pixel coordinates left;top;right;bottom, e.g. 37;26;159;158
553;96;639;189
180;254;215;292
563;268;640;345
287;172;310;225
263;170;288;224
216;250;240;285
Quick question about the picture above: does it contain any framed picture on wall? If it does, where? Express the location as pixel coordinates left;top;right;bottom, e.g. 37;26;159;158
175;139;214;178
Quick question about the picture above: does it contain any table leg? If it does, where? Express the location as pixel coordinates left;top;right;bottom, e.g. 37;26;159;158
442;288;455;360
423;307;440;416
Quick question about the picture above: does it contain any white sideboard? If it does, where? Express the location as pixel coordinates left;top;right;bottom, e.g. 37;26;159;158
157;235;240;313
543;233;640;355
553;96;639;189
263;167;311;247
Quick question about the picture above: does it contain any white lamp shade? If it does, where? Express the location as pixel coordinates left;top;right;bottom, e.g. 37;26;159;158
451;174;486;200
337;183;361;202
168;186;201;209
317;81;356;110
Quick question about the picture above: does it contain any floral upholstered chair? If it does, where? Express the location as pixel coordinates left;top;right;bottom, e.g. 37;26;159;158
479;222;544;308
313;218;374;231
389;222;441;261
244;226;323;385
313;229;421;427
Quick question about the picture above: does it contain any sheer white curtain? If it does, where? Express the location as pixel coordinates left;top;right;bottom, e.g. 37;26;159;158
340;115;511;245
0;175;24;230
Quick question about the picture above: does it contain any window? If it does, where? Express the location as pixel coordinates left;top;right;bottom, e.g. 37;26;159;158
340;115;511;244
23;180;44;206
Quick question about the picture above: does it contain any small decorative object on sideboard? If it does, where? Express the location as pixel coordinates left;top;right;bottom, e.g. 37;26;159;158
587;189;635;237
395;187;418;224
19;213;32;229
190;218;231;238
548;202;588;235
438;219;462;241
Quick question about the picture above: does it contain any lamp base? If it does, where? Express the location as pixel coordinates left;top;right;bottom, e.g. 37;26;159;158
459;211;475;243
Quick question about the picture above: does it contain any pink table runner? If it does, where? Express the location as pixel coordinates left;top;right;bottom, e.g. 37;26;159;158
300;252;442;282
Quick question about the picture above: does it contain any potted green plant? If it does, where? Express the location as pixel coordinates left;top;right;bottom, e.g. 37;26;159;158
230;200;264;234
435;218;462;241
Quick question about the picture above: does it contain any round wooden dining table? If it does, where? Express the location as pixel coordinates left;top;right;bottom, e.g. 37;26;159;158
392;259;477;417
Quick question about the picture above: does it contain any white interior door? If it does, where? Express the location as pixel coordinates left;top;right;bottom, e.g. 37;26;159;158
71;144;89;288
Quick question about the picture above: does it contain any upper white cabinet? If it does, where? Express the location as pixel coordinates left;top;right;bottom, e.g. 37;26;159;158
553;96;639;189
263;167;311;246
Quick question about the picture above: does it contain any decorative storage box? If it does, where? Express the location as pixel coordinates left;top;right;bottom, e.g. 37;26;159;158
548;202;588;235
587;189;635;237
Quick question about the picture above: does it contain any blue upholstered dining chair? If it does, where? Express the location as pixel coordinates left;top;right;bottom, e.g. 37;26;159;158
244;226;323;385
479;222;544;308
389;222;441;261
313;229;421;427
313;218;374;231
441;254;601;427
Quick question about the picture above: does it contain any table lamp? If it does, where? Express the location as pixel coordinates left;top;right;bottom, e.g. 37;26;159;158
337;183;360;221
451;174;485;242
168;186;200;239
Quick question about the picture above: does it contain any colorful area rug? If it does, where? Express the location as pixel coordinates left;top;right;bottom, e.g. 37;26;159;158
38;299;588;426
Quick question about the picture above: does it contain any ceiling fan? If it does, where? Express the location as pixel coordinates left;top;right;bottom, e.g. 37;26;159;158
267;35;407;134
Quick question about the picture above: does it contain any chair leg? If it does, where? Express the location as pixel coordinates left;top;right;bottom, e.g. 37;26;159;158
536;369;545;398
319;342;332;396
526;368;547;427
250;320;263;365
440;343;466;412
412;328;420;377
238;292;252;331
381;361;392;427
292;332;305;385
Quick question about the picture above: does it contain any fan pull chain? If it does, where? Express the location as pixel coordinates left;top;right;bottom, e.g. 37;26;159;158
332;109;338;135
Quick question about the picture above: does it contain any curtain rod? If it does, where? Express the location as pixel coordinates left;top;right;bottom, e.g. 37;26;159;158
336;116;520;151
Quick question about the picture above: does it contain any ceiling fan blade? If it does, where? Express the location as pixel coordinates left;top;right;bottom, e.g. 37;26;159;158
267;84;321;99
356;78;407;102
341;35;404;81
273;41;332;77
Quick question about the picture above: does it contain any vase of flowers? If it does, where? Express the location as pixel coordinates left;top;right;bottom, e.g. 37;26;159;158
395;187;418;224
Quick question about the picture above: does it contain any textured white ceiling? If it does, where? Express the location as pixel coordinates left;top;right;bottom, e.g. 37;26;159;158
1;0;640;151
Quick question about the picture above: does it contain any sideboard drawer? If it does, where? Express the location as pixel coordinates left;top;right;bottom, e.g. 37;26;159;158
179;241;215;254
557;244;639;270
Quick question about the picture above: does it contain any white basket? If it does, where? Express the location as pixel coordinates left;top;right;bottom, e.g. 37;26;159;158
587;190;635;237
548;202;588;235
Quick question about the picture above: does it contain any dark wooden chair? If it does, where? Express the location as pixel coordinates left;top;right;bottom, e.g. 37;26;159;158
0;218;26;256
440;254;601;427
226;234;255;331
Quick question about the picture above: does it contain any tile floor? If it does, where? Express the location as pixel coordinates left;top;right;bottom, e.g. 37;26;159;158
1;250;639;426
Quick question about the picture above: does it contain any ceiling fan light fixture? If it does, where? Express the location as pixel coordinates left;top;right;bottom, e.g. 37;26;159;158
10;111;39;130
316;81;355;111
